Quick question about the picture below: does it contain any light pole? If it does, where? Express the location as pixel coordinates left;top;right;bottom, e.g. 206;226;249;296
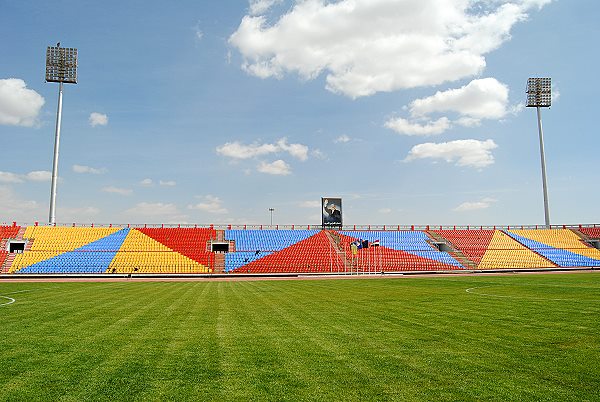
526;77;552;228
45;44;78;224
269;208;275;226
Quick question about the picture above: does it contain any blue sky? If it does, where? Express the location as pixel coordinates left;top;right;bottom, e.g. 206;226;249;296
0;0;598;226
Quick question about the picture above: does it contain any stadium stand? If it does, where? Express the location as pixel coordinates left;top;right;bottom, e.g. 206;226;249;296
434;229;554;269
339;231;464;271
579;227;600;239
433;230;494;265
0;225;20;241
0;225;21;272
10;227;122;273
136;227;216;267
506;229;600;267
109;229;211;274
8;227;215;274
3;225;600;274
479;231;554;269
226;229;315;253
225;230;337;273
13;229;128;274
0;251;8;271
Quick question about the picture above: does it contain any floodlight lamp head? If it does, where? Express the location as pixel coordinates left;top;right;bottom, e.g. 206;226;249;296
45;46;78;84
526;77;551;108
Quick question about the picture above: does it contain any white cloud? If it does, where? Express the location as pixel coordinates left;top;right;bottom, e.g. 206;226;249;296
552;86;560;103
0;170;54;183
276;138;309;161
230;0;551;98
0;171;24;184
217;141;278;159
188;195;228;214
59;206;101;222
299;200;320;208
0;185;42;221
194;21;204;41
455;117;482;128
0;78;45;126
257;159;291;175
25;171;52;182
405;139;498;168
385;117;450;136
216;138;308;161
138;178;176;187
249;0;283;16
311;149;326;160
102;186;133;196
454;197;497;212
379;208;392;214
386;78;514;135
409;78;510;120
72;164;107;174
89;112;108;127
509;103;525;116
334;135;351;143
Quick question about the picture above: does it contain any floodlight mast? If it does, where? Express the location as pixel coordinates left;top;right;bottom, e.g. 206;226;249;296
45;44;77;224
526;78;552;228
269;208;275;226
49;81;63;225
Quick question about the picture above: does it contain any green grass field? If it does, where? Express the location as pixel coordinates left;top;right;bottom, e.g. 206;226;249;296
1;273;599;401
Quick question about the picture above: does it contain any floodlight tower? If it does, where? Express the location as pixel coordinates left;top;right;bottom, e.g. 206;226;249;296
526;77;552;228
45;44;78;224
269;208;275;226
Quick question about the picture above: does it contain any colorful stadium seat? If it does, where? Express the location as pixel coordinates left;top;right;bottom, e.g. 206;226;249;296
226;230;341;273
339;231;463;271
579;227;600;239
3;225;600;274
109;229;211;274
433;230;495;265
10;227;122;273
506;229;600;267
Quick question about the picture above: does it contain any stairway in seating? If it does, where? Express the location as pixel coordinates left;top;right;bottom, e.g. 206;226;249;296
426;231;477;269
212;253;225;273
572;229;596;245
324;230;351;270
1;254;15;273
0;226;30;273
209;230;225;273
15;226;27;240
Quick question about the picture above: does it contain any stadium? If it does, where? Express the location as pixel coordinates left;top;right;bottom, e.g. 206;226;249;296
1;221;599;400
2;222;600;275
2;1;600;401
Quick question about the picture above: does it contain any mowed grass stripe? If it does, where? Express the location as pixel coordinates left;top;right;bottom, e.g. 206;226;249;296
245;280;545;400
3;283;186;400
1;283;178;400
70;282;206;400
236;280;422;400
137;282;223;400
0;273;598;401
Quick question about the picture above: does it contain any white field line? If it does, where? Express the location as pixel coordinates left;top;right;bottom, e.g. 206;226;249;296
0;289;45;307
2;289;38;295
465;285;599;302
0;295;15;306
